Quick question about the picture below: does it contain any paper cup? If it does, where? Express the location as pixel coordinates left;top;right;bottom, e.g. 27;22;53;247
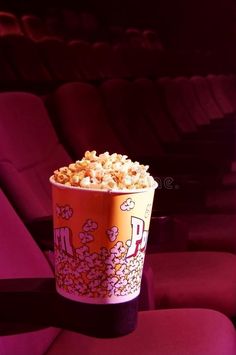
50;177;157;305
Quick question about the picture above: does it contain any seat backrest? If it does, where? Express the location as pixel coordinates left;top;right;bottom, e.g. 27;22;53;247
112;43;131;78
190;76;223;120
133;78;180;144
206;75;234;115
0;12;22;36
0;92;72;222
69;40;99;81
175;77;210;126
92;41;114;79
218;75;236;111
99;79;164;159
38;37;77;81
47;82;126;157
157;77;197;134
0;34;51;82
21;15;49;41
0;188;53;278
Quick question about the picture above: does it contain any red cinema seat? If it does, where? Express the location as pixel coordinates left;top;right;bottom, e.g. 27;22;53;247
178;213;236;252
44;309;236;355
92;41;115;79
157;77;198;134
38;37;78;81
0;12;22;36
47;81;126;157
174;77;210;126
0;34;50;82
99;78;164;159
21;14;49;41
146;251;236;317
0;92;72;248
218;74;236;111
190;76;223;120
69;40;99;81
206;75;235;116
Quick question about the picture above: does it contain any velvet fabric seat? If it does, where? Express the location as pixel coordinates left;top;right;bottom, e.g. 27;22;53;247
0;12;22;36
179;214;236;252
21;15;49;41
37;37;78;81
0;35;50;82
0;92;72;245
44;309;236;355
69;40;99;81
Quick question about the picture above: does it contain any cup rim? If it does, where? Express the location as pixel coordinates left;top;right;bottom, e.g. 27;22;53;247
49;176;158;194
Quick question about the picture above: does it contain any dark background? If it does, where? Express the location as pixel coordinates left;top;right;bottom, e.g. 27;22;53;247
0;0;235;50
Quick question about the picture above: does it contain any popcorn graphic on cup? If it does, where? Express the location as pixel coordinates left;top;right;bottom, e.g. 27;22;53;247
106;226;119;242
120;198;135;212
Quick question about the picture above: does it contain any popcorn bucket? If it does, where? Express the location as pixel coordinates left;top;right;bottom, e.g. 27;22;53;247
50;177;157;335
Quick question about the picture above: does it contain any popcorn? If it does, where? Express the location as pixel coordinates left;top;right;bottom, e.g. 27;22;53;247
53;151;155;190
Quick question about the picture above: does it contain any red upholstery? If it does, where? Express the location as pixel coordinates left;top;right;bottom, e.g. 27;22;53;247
21;15;49;41
47;82;126;157
46;309;236;355
69;40;99;81
174;77;210;126
0;189;53;278
92;42;114;79
142;29;164;51
0;35;50;82
179;214;236;252
190;76;223;120
133;78;180;144
218;75;236;111
112;43;131;78
157;77;198;134
0;92;71;222
100;78;164;158
206;189;236;212
1;166;236;354
38;37;77;81
0;12;22;36
146;251;236;317
0;188;61;353
207;75;234;116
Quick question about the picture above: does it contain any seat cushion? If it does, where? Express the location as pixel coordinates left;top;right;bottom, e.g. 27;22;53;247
0;328;60;355
46;309;236;355
146;251;236;317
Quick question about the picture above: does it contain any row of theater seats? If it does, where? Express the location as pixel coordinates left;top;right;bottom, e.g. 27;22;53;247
1;187;236;354
0;12;226;86
0;10;163;46
0;34;164;86
0;75;235;249
0;75;236;353
0;28;232;92
0;9;101;42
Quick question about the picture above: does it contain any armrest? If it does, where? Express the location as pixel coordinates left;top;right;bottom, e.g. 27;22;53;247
147;215;189;253
26;216;54;250
0;278;138;338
